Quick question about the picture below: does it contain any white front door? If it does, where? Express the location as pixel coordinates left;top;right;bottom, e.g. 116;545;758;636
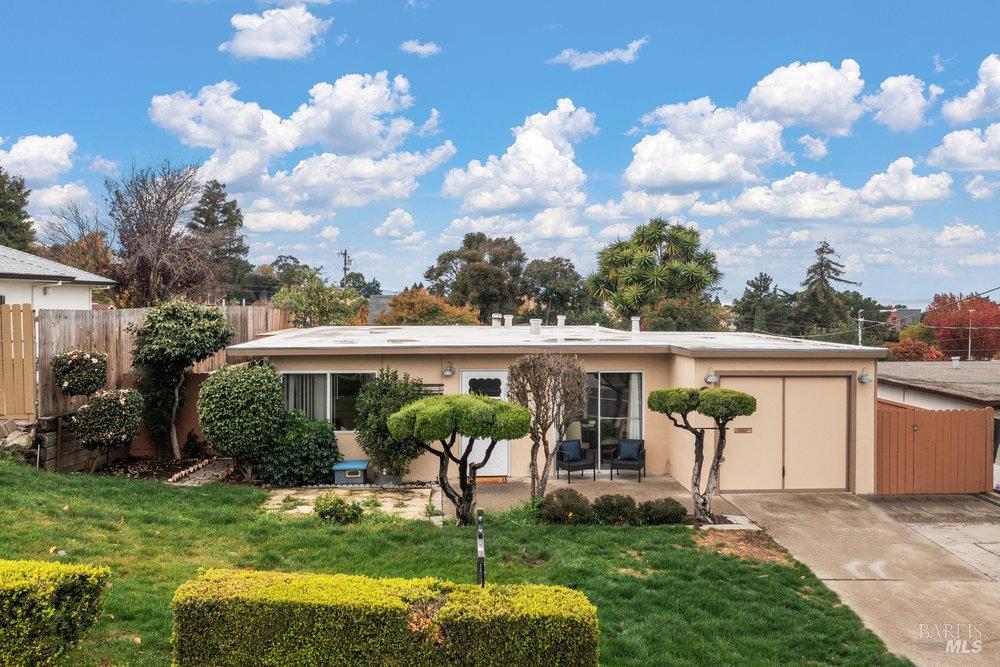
460;370;509;477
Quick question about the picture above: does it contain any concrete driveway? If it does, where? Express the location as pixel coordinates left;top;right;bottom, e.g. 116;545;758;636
727;493;1000;666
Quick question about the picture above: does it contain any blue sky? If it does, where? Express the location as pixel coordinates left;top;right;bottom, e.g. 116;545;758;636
2;1;1000;306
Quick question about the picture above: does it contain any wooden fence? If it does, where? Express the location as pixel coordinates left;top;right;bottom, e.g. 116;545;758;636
0;304;36;420
37;305;288;417
876;399;995;494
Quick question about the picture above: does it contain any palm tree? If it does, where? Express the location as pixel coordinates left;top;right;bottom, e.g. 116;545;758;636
586;218;721;321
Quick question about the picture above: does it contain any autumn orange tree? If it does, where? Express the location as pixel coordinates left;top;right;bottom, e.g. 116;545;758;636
886;340;945;361
375;288;479;325
923;294;1000;360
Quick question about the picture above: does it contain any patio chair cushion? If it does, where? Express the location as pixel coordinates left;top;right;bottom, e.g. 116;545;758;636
560;440;583;462
617;439;641;461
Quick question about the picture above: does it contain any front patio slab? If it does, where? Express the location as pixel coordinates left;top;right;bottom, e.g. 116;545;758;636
728;492;1000;665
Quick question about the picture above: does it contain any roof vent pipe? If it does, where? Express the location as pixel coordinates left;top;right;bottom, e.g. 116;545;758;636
529;318;542;336
503;314;513;327
556;314;566;328
951;356;961;369
631;316;641;333
491;313;502;328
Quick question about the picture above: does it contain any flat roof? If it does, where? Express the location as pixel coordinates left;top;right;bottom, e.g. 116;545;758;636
878;361;1000;406
227;324;887;359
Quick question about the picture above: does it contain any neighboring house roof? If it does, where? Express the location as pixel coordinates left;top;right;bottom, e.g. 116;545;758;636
228;324;887;358
878;361;1000;407
0;244;115;285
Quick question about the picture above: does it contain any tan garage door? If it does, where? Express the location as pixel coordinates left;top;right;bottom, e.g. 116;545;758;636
719;376;849;491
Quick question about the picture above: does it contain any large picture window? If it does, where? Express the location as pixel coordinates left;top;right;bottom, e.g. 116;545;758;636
282;372;373;431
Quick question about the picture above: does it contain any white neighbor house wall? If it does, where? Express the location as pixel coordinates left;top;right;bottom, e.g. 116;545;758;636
0;279;94;310
878;383;984;411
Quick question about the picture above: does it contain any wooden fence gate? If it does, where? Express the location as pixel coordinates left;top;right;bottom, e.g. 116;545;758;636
0;304;36;420
876;399;995;494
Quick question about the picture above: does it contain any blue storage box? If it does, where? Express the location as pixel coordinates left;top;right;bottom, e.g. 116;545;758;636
333;460;371;485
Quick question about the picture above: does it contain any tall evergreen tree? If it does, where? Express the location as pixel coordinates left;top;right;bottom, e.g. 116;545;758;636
731;273;795;334
424;232;527;321
0;166;35;250
188;180;250;295
794;241;859;329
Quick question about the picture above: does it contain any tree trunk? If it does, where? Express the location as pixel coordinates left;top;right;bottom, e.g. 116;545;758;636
169;373;183;459
536;434;554;499
701;423;729;522
528;441;540;500
689;430;713;523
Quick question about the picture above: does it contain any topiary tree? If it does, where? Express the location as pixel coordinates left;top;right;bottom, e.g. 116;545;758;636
51;350;109;396
355;368;427;478
131;301;235;458
507;353;587;500
197;362;284;481
68;388;143;472
648;387;756;523
388;394;530;526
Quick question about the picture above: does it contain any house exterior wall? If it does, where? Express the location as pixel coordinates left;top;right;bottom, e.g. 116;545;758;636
269;351;878;493
0;279;93;310
877;383;983;411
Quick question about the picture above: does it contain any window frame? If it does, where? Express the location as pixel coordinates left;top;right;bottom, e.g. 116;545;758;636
280;370;376;433
580;370;646;471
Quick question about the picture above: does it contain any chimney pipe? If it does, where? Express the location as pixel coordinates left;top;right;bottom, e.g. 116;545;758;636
529;318;542;336
951;356;961;369
503;314;513;327
556;314;566;328
631;316;641;333
491;313;502;328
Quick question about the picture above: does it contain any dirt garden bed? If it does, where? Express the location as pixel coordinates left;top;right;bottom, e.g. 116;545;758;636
265;485;441;522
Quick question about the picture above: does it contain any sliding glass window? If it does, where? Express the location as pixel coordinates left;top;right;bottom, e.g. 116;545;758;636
282;372;373;431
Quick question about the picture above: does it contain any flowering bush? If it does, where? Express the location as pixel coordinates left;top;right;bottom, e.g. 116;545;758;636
69;389;143;468
52;350;109;396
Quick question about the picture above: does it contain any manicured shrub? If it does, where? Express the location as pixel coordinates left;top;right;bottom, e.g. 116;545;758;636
538;488;593;525
197;362;284;480
355;368;427;477
68;389;143;471
638;497;687;525
313;492;363;524
257;411;341;486
172;569;598;666
0;559;110;666
51;349;109;396
591;494;639;526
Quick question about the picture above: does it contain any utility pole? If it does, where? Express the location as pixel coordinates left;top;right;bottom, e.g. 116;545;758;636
337;249;351;282
857;309;864;346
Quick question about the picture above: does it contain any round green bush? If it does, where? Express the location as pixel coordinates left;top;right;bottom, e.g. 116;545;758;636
591;494;639;526
52;349;109;396
313;492;364;524
537;488;593;525
197;363;284;477
638;497;687;525
355;368;427;477
257;411;342;486
68;389;143;454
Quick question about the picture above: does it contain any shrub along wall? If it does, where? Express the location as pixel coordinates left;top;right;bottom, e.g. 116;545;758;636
0;559;110;666
172;569;598;666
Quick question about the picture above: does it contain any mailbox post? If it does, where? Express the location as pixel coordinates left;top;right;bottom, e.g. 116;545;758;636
476;508;485;586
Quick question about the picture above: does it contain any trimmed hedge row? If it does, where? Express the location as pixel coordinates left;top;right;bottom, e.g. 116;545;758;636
539;489;687;526
172;569;598;666
0;559;110;666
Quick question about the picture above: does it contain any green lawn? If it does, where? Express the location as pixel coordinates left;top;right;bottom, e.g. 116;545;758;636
0;460;904;666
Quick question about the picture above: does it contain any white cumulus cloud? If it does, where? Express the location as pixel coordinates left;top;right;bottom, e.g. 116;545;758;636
858;157;952;205
400;39;441;57
960;252;1000;267
797;134;828;159
965;174;999;199
442;98;596;213
864;74;942;132
744;59;864;136
584;190;698;221
219;5;331;60
319;225;340;240
0;134;76;183
936;222;986;246
927;122;1000;171
624;97;787;191
243;199;322;232
548;36;648;70
374;207;427;246
942;54;1000;124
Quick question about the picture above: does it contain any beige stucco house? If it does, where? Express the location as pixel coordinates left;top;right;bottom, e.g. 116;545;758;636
229;320;886;494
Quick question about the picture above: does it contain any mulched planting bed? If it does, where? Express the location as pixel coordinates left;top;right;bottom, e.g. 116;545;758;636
97;456;202;480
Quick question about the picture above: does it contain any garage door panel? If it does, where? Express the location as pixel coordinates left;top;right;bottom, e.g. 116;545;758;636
784;377;849;490
719;377;783;491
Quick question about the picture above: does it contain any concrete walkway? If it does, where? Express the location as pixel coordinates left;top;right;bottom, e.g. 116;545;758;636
727;493;1000;665
169;459;233;487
